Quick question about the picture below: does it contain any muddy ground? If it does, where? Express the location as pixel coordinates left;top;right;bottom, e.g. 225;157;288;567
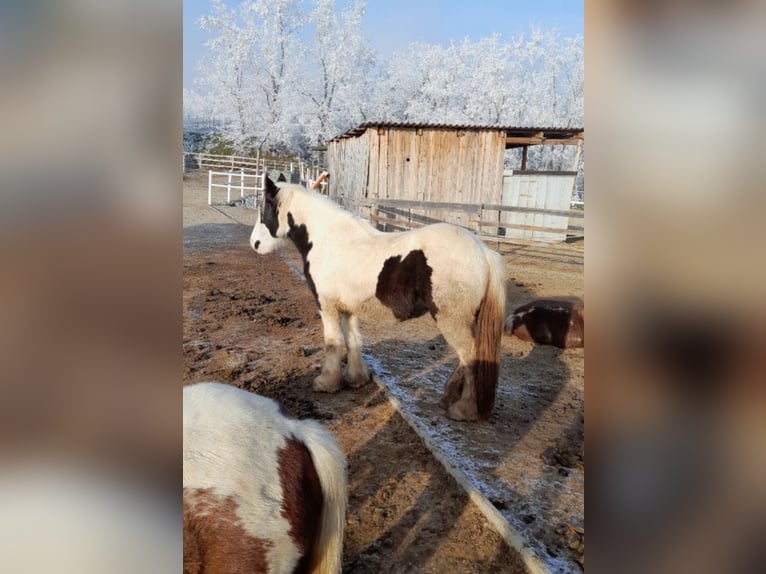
183;172;584;573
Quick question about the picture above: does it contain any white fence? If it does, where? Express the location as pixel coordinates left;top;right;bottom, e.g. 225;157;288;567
208;169;264;206
185;152;324;184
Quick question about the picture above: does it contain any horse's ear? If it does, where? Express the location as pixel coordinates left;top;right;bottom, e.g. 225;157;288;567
265;175;279;197
277;172;287;182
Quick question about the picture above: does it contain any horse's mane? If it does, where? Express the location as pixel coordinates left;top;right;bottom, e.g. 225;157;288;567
280;184;375;233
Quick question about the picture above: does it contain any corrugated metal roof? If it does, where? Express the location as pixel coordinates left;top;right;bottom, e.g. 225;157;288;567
330;121;584;142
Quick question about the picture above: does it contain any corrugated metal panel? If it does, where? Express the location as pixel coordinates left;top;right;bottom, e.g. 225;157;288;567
501;171;576;241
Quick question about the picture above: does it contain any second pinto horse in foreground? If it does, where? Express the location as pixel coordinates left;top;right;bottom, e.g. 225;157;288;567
250;177;506;422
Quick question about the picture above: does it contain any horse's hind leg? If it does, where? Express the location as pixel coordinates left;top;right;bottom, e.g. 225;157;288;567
342;313;371;388
313;307;345;393
436;316;479;421
439;364;466;409
447;371;479;422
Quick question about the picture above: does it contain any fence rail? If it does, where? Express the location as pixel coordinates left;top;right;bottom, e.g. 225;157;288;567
184;152;324;183
352;197;584;245
207;169;264;206
361;199;584;219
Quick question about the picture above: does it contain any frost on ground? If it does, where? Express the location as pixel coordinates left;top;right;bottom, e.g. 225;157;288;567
362;335;584;574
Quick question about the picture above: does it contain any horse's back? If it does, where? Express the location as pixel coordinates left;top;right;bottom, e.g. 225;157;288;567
411;223;494;290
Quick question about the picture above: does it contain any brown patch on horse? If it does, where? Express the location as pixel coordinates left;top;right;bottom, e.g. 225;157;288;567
472;281;504;422
375;250;438;321
277;437;324;574
183;487;272;574
507;298;584;349
286;212;319;307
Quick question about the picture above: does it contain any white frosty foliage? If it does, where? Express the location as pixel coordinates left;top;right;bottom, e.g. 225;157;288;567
186;1;584;172
195;0;305;153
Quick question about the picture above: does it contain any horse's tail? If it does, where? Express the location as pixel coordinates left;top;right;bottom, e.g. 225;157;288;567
289;419;347;574
473;247;507;422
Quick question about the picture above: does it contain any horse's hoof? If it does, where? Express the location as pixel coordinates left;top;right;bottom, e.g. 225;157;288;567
346;372;371;389
447;400;478;422
313;373;342;393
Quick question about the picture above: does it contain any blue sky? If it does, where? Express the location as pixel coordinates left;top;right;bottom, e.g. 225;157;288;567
184;0;583;90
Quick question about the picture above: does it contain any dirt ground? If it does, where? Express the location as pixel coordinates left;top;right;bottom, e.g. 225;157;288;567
183;172;584;573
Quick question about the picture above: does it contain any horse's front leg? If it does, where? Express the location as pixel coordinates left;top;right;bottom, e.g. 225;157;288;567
313;307;345;393
342;313;371;388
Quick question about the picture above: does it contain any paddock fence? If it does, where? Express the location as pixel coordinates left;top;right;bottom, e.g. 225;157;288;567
184;152;325;185
351;198;583;236
332;197;584;263
207;170;265;206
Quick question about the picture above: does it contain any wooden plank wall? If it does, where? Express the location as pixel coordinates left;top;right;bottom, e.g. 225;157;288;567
357;127;505;227
327;130;370;212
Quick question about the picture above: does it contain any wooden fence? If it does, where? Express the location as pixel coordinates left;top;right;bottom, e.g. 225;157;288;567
348;197;584;246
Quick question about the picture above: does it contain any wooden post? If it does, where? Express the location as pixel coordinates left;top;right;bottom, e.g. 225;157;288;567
521;145;528;171
227;171;232;203
497;209;501;252
240;168;245;198
208;170;213;205
571;140;583;201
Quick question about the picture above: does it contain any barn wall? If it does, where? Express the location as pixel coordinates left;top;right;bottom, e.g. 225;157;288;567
327;130;370;212
329;126;506;227
371;128;505;200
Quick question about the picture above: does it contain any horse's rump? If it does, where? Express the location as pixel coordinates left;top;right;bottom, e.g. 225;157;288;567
183;383;346;574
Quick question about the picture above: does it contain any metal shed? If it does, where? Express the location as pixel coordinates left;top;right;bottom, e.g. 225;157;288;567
326;121;583;241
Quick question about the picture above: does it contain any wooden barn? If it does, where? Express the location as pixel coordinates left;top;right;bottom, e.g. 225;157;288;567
326;121;584;242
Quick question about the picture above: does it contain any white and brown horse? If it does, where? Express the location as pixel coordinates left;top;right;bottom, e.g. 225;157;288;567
250;177;506;422
506;297;584;349
183;382;347;574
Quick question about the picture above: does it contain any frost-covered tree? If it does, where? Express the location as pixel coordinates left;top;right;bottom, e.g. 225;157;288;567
380;29;583;130
514;29;584;171
298;0;377;145
196;0;257;152
198;0;304;154
244;0;306;152
188;0;584;168
183;88;217;128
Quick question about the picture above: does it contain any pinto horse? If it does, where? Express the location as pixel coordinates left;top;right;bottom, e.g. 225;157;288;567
506;297;584;349
250;177;506;422
183;382;347;574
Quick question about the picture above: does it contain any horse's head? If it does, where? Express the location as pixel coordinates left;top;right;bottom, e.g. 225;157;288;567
250;176;288;254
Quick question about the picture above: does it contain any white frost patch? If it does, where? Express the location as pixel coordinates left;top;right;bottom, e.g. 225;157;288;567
364;350;583;574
